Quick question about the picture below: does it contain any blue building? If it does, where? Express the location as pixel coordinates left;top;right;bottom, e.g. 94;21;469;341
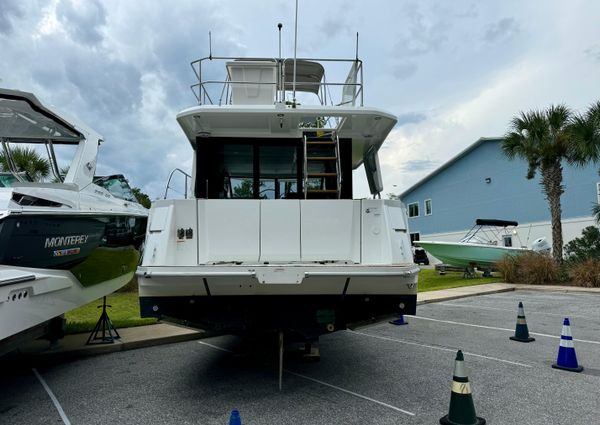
399;137;599;249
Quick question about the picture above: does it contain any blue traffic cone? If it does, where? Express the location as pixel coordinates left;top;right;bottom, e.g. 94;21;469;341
389;314;408;325
552;318;583;373
509;302;535;342
229;409;242;425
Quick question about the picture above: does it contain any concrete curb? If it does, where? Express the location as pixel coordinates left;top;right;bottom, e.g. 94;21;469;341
417;285;516;305
18;323;206;361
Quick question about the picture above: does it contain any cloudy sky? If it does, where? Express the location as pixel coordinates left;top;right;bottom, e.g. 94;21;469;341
1;0;599;199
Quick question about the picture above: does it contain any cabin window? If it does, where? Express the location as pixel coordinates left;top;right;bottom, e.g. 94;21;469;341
410;232;420;246
218;144;255;198
196;137;353;199
424;199;432;216
408;202;419;217
503;235;513;247
198;138;302;199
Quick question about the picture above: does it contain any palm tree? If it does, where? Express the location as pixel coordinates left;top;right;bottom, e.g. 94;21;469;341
570;102;600;222
0;146;50;181
502;105;575;264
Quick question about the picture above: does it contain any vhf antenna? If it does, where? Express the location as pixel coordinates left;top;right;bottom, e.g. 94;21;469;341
292;0;298;106
208;31;212;60
278;23;282;59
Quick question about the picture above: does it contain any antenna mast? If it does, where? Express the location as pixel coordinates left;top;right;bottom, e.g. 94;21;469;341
292;0;298;105
208;31;212;59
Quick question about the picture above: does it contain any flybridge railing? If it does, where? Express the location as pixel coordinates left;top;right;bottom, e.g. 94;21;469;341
189;56;363;107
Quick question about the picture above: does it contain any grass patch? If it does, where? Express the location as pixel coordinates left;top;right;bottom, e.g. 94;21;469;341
418;269;503;292
65;292;157;334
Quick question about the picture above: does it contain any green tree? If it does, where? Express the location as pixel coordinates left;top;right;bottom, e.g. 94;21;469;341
131;187;151;209
570;102;600;222
503;105;575;263
0;146;50;181
564;226;600;264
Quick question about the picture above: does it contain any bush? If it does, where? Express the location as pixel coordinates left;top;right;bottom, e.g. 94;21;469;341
564;226;600;264
570;259;600;287
495;255;519;283
496;252;561;285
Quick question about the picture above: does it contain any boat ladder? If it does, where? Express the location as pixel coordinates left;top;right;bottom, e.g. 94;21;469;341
302;130;342;199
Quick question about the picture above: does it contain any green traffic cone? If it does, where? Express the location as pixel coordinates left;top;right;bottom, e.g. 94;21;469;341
509;302;535;342
440;350;486;425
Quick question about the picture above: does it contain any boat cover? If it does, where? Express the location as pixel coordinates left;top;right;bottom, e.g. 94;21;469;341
475;219;518;227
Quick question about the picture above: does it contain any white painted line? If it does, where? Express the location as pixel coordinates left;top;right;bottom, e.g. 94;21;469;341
32;368;71;425
198;340;233;353
196;340;415;416
439;302;599;321
285;370;415;416
347;330;531;368
408;315;600;345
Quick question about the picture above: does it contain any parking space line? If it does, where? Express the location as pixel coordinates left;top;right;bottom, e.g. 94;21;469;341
198;340;234;353
31;368;71;425
347;330;531;368
197;340;415;416
439;303;599;321
408;316;600;345
285;370;415;416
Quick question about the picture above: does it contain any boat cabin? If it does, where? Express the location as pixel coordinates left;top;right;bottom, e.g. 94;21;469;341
177;57;397;199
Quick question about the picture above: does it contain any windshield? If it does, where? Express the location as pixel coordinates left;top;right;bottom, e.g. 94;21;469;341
0;172;33;187
93;175;136;202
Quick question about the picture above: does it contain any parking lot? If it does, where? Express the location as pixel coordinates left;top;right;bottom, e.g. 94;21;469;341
1;289;599;424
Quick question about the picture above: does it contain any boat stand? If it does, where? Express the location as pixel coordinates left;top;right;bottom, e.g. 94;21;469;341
463;265;476;279
86;296;120;345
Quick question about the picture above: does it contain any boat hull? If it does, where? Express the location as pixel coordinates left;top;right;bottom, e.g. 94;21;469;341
138;264;418;338
0;214;147;348
416;241;527;269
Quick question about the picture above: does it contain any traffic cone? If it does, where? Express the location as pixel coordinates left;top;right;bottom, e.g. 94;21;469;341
229;409;241;425
509;302;535;342
440;350;486;425
389;314;408;325
552;318;583;372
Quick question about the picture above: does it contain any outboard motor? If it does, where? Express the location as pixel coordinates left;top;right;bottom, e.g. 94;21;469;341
531;237;551;254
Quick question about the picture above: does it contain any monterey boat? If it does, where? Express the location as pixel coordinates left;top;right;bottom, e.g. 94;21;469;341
0;89;147;355
137;53;419;340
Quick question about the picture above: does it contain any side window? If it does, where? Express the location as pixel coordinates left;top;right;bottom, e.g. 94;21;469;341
408;202;419;217
425;199;432;216
410;232;420;246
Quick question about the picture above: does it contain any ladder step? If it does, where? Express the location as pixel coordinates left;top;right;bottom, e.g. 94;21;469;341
306;141;335;145
307;189;339;193
307;156;337;161
307;173;337;177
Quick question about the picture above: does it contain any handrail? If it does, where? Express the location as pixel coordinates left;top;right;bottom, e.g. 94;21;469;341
189;56;364;107
164;168;192;199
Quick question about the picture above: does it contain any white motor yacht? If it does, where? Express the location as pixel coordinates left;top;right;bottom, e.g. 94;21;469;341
0;89;148;355
137;54;418;339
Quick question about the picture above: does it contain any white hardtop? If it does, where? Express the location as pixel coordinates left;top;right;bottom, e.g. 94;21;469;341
0;88;103;189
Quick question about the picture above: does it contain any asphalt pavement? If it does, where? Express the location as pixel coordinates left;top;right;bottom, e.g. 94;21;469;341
1;286;599;424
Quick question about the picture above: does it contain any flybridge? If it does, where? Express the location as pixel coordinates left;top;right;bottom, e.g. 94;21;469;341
189;56;364;108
